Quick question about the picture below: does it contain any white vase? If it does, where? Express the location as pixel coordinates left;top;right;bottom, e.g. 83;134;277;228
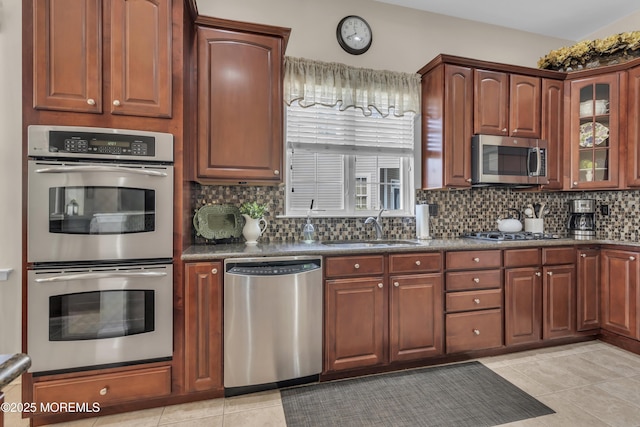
242;214;267;245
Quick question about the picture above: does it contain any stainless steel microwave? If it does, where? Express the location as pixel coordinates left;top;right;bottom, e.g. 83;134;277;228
471;134;548;186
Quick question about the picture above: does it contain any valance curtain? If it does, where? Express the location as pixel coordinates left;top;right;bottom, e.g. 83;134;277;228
283;56;421;117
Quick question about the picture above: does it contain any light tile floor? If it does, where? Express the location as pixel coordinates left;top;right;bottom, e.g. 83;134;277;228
3;340;640;426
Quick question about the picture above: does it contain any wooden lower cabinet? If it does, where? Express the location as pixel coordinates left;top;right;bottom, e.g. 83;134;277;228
505;267;542;345
577;248;601;331
389;273;443;362
325;277;386;372
324;253;443;373
184;262;223;392
446;309;502;353
543;264;576;339
32;365;171;413
601;249;639;339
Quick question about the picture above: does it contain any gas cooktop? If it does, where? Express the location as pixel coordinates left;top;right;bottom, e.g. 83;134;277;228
463;231;561;241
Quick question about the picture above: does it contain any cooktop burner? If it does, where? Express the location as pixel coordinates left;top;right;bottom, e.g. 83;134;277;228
463;231;561;241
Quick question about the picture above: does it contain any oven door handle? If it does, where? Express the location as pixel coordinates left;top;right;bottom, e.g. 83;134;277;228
34;165;168;177
34;271;168;283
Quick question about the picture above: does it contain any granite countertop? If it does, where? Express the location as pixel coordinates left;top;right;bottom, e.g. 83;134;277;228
0;353;31;391
182;237;634;261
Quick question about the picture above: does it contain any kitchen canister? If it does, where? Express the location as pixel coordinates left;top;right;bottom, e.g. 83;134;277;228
524;218;544;233
416;204;432;239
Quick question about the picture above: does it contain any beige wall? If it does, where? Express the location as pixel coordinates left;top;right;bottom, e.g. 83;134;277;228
586;11;640;40
0;0;23;354
196;0;572;71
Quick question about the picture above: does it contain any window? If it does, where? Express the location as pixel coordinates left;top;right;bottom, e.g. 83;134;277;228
285;102;415;216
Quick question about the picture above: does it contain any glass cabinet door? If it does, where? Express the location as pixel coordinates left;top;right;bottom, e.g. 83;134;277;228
570;75;619;188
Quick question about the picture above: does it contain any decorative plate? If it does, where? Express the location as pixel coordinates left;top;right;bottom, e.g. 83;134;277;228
193;204;244;240
579;122;609;148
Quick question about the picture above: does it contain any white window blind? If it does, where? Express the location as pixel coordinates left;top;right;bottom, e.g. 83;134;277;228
286;101;415;216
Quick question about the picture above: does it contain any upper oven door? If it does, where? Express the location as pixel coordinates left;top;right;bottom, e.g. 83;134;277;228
28;160;173;263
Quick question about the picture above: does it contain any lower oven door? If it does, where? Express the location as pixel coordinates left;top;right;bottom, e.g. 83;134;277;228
27;160;173;263
27;263;173;374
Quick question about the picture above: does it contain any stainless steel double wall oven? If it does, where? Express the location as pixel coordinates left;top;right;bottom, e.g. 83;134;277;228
27;125;174;374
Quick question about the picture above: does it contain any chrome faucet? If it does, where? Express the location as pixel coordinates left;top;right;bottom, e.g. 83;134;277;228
365;208;385;240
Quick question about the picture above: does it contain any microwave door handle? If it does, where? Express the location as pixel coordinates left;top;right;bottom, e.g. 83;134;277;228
34;165;168;177
34;271;168;283
527;148;542;177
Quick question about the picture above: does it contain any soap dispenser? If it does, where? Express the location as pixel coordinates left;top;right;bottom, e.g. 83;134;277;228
302;199;315;243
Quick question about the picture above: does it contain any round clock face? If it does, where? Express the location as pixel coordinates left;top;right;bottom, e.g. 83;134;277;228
336;15;372;55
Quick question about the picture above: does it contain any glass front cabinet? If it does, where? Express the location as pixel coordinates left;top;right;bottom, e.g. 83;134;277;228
567;74;620;189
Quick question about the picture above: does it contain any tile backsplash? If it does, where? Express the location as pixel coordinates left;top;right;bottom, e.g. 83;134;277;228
191;182;637;243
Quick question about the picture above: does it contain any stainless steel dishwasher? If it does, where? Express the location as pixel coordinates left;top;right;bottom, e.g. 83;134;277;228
223;256;322;394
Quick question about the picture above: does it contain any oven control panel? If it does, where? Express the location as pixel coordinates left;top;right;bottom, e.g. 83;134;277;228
48;131;156;157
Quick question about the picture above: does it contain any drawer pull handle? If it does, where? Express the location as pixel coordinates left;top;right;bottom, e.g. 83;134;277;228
378;283;383;289
631;256;636;261
535;272;541;276
87;98;96;105
99;387;108;396
473;277;480;283
473;329;480;335
274;169;280;175
211;268;218;274
113;99;121;107
354;263;360;269
473;298;480;304
394;282;399;287
415;260;421;266
580;253;587;258
473;257;480;263
547;271;553;276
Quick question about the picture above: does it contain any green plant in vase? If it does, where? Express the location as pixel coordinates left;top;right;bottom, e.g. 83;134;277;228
239;201;268;219
239;202;268;245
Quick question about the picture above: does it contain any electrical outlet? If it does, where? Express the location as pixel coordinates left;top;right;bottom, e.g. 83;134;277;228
600;205;609;216
428;204;438;217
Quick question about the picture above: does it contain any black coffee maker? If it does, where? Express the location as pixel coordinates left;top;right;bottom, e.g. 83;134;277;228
567;199;596;239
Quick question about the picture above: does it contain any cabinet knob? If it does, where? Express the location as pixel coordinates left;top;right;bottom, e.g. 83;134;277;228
473;277;480;283
472;329;480;335
473;298;480;304
466;178;472;183
378;283;383;289
354;263;360;269
211;268;218;274
472;257;480;263
87;98;96;105
547;271;553;276
502;128;507;133
573;181;578;186
580;253;587;258
99;387;108;396
394;282;399;287
415;260;421;266
631;256;636;261
535;271;541;276
274;170;280;175
113;99;121;107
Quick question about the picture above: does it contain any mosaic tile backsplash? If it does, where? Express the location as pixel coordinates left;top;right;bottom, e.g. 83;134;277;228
191;183;637;243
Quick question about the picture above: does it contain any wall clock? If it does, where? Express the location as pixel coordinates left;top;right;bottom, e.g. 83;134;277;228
336;15;372;55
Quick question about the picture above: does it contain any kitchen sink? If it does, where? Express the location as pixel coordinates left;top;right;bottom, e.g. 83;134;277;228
321;240;422;247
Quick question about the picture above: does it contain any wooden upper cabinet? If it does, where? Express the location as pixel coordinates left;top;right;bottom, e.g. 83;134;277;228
32;0;172;118
541;78;564;190
566;73;620;189
109;0;172;117
195;23;288;183
627;66;640;186
420;64;473;189
474;69;509;135
474;70;541;138
33;0;102;113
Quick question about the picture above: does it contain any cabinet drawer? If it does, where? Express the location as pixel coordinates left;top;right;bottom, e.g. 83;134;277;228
543;247;575;265
445;269;501;291
33;365;171;411
446;250;501;270
446;309;502;353
325;255;385;278
504;248;541;267
389;252;441;274
446;289;502;312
